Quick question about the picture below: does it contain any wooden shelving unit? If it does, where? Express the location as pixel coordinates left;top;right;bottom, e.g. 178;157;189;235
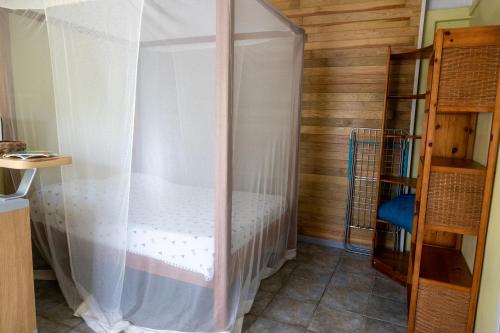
371;45;432;285
407;26;500;333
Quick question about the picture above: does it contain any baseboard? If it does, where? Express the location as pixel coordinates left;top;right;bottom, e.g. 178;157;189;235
298;235;347;250
298;235;371;252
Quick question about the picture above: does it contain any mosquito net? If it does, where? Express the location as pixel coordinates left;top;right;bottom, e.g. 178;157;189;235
0;1;303;332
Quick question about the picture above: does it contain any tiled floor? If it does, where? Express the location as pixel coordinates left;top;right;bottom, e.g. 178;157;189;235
35;242;407;333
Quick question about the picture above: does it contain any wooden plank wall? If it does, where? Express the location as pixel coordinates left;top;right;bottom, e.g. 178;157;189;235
271;0;423;245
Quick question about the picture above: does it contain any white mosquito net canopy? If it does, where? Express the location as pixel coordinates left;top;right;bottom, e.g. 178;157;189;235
0;0;303;332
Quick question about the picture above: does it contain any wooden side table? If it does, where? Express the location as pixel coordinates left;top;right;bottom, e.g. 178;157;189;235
0;156;71;333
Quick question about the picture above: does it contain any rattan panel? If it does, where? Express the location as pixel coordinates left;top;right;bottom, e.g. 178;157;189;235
426;172;484;231
438;46;500;108
415;283;470;333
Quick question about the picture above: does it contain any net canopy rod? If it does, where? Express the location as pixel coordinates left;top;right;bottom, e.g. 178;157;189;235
141;31;295;48
0;0;304;35
2;8;301;48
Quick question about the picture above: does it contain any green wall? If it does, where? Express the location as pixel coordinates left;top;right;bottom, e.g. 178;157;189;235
471;0;500;27
469;1;500;332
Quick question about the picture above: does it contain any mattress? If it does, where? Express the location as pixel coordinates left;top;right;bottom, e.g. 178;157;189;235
29;174;286;280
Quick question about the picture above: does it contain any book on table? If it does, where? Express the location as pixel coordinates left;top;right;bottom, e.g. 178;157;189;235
3;151;58;160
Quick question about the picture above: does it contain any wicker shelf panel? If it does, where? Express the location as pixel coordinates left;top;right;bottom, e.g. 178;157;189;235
438;46;500;110
426;171;484;232
415;281;470;333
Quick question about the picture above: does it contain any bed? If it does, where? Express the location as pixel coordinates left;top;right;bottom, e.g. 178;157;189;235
29;173;288;283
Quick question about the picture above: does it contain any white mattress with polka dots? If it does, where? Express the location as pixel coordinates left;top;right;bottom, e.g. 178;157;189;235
29;174;287;280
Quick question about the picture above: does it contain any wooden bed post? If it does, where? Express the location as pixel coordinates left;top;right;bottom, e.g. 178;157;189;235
282;33;303;254
214;0;234;330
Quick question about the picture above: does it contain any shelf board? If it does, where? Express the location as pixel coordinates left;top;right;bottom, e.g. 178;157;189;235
372;247;409;286
437;105;495;113
390;45;433;60
383;134;422;140
380;175;417;188
426;223;479;236
376;218;392;225
388;93;427;100
419;245;472;289
431;157;486;175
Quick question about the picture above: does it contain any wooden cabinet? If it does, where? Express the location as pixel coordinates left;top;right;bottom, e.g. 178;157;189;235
0;156;71;332
0;199;36;333
371;25;500;332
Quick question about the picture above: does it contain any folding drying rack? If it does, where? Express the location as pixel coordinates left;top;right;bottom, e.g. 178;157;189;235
344;128;410;255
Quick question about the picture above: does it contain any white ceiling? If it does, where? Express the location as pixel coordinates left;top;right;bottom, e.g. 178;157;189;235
427;0;474;10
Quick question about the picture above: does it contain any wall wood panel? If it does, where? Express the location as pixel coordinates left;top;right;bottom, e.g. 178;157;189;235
272;0;422;245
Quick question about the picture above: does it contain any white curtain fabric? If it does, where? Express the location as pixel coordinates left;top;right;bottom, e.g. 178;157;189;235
0;1;303;332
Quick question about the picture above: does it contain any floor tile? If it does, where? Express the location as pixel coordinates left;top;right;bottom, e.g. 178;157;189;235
372;276;407;303
246;317;304;333
242;314;257;332
299;243;344;257
264;295;316;327
260;263;295;293
337;255;373;276
296;250;341;269
320;287;370;314
330;270;374;293
280;274;328;303
35;280;66;309
34;242;411;333
249;290;274;315
308;306;366;333
280;259;298;272
37;301;82;328
364;318;407;333
68;322;95;333
37;316;73;333
292;262;335;284
365;295;408;327
259;275;286;293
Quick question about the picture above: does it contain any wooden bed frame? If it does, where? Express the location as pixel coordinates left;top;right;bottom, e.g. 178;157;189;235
0;0;303;330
